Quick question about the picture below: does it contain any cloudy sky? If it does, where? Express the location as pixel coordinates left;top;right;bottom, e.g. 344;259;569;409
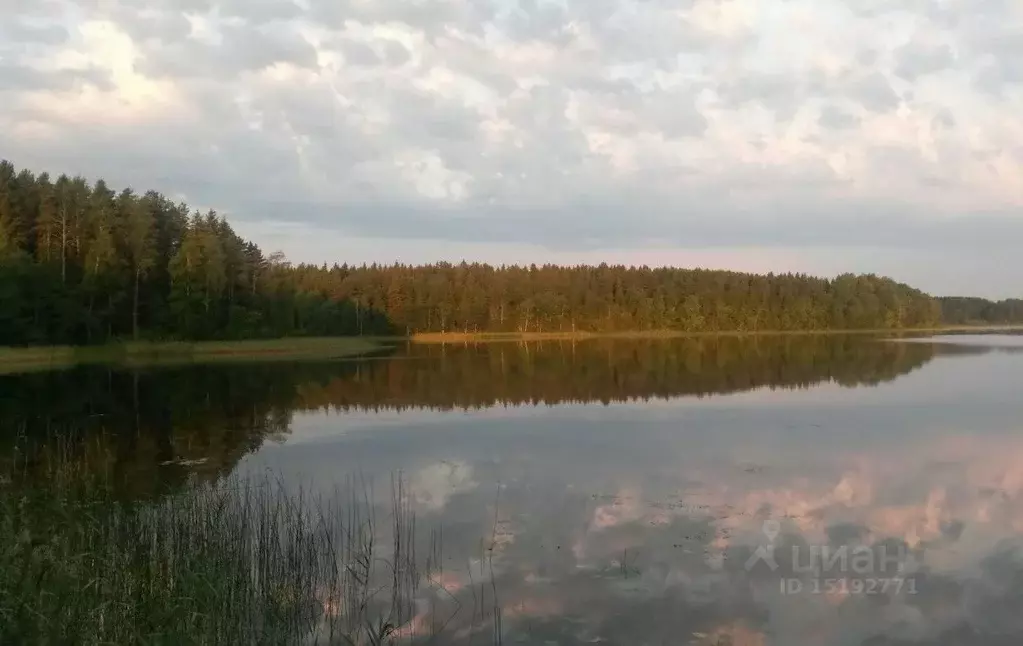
2;0;1022;297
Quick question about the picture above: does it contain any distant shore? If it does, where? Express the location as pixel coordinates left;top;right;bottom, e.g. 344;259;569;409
409;324;1023;344
2;325;1021;374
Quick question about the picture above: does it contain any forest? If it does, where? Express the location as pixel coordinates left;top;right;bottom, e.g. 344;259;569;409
937;296;1023;326
0;159;1012;346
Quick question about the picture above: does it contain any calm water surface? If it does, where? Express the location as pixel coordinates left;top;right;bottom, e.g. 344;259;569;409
5;334;1023;645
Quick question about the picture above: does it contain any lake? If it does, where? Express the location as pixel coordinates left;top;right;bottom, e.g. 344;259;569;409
4;333;1023;645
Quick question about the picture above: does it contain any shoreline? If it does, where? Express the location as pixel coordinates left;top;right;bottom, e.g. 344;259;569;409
408;324;1023;344
1;325;1021;373
0;337;392;375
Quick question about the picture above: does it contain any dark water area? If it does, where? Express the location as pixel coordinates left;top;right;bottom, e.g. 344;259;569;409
4;333;1023;645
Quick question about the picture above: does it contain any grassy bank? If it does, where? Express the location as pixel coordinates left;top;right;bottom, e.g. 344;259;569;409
2;325;1020;374
0;337;391;375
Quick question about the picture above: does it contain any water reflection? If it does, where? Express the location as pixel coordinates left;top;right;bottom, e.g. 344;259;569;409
253;426;1023;643
249;336;1023;645
5;334;1023;644
1;335;934;492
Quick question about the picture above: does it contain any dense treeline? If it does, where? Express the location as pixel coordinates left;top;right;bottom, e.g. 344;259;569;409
0;161;373;345
938;297;1023;325
1;160;943;345
306;264;941;334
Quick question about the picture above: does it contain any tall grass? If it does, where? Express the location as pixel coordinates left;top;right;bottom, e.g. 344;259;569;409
0;452;436;645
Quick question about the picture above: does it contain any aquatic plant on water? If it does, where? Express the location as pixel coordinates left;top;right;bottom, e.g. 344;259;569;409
0;451;437;645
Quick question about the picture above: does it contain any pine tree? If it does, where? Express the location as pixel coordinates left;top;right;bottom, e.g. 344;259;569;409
118;190;155;340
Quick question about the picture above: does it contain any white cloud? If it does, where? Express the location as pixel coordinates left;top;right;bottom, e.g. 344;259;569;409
411;460;477;512
2;0;1023;295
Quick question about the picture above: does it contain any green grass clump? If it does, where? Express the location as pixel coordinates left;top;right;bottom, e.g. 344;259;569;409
0;459;425;645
